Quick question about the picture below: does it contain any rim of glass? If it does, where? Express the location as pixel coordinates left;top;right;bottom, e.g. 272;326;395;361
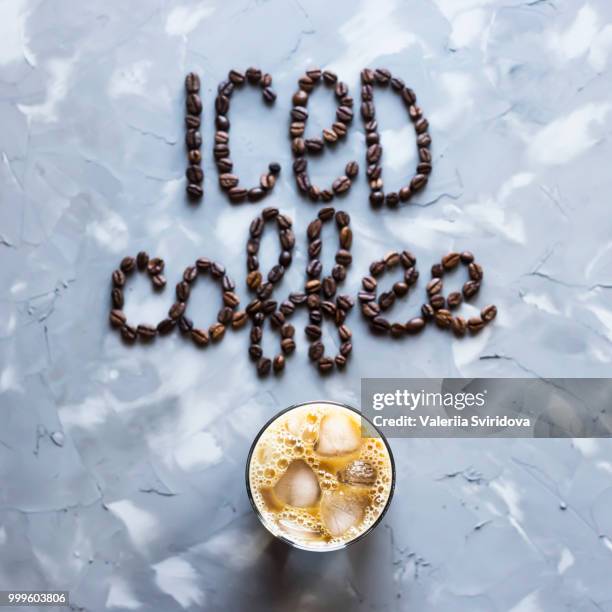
245;399;396;552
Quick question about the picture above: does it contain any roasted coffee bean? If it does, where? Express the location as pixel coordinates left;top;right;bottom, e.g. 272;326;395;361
111;288;124;309
371;316;391;333
185;72;200;93
121;325;137;343
261;300;277;315
305;324;322;340
186;165;204;184
393;281;409;297
417;133;431;147
279;250;292;267
415;117;429;133
361;68;375;84
308;239;322;259
157;318;176;335
109;309;126;328
262;87;276;103
359;290;376;303
340;341;352;357
322;277;336;298
136;251;149;270
417;162;432;175
209;322;226;342
120;256;136;274
220;173;239;189
379;291;396;310
374;68;391;84
169;302;186;320
335;249;352;266
291;106;308;122
185;129;202;149
386;192;399;207
335;354;347;368
276;213;292;229
186;183;203;199
228;69;245;84
176;281;190;302
401;87;416;106
406;317;426;334
279;299;294;315
216;115;230;130
434;309;452;328
447;291;463;309
257;357;272;376
431;263;444;277
250;326;263;343
370;191;384;207
362;276;377;292
222;276;236;292
332;122;347;137
192;328;209;346
338;325;352;341
215;131;229;145
315;207;332;222
442;252;461;270
399;186;412;201
210;262;225;278
292;90;308;106
390;76;405;90
404;267;419;285
410;174;428;191
367;144;382;163
248;188;265;202
335;81;348;98
390;323;405;337
217;157;233;172
332;265;346;282
335;308;346;325
370;260;385;276
427;278;443;296
335;210;350;227
249;344;263;360
468;262;483;281
270;311;285;328
336;106;353;123
308;185;321;202
223;292;240;308
183;266;197;283
213;143;229;159
215;94;229;115
186;93;202;115
322;128;338;143
112;269;125;287
481;304;497;322
152;274;166;289
451;316;467;337
429;294;445;310
186;115;200;130
362;302;380;318
384;251;400;267
305;138;324;153
421;303;435;320
461;251;474;264
280;229;295;249
307;219;322;240
318;357;334;373
336;294;354;311
467;316;485;333
228;186;247;202
463;280;480;299
273;354;285;373
361;101;375;120
289;292;307;305
232;311;248;329
281;337;296;354
307;259;322;278
332;175;351;194
194;257;210;272
177;316;193;334
260;174;275;190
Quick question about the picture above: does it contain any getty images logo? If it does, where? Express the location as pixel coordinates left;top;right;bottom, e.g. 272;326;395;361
372;389;487;412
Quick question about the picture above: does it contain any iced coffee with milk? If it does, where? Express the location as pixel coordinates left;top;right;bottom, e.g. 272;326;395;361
246;401;395;551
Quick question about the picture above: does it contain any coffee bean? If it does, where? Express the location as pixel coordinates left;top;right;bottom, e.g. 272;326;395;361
370;191;384;207
248;188;265;202
362;302;380;318
481;304;497;322
305;138;324;153
185;115;200;130
379;291;395;310
257;357;271;376
390;323;405;337
168;302;185;320
177;316;193;334
340;341;352;356
112;269;125;287
323;70;337;84
260;173;275;191
185;129;201;149
370;260;385;276
280;229;295;249
335;249;352;266
186;184;203;199
186;93;202;115
136;251;149;270
447;291;462;309
404;267;419;285
322;277;337;298
210;262;225;278
111;288;124;309
121;325;137;343
442;252;461;270
427;278;443;296
367;144;382;164
468;262;483;281
362;276;377;291
305;324;322;340
332;265;346;282
213;143;229;159
176;281;190;302
429;295;445;310
451;316;467;337
209;322;226;342
332;175;351;194
291;106;308;122
249;344;263;360
384;251;400;267
261;300;277;315
361;101;375;120
181;266;196;283
231;311;247;329
157;318;175;335
336;294;354;311
223;292;240;308
109;309;126;328
272;354;285;373
335;210;350;227
318;357;334;373
339;325;352;341
307;259;322;278
371;316;391;333
308;239;322;259
186;165;204;184
217;157;233;173
219;174;239;189
262;87;276;103
185;72;200;93
361;68;375;84
399;186;412;202
192;328;209;346
467;316;485;333
406;317;426;334
281;337;296;355
152;274;166;290
393;281;409;297
336;106;353;123
410;174;428;191
120;256;136;274
289;292;307;305
431;263;444;277
386;192;399;207
415;117;429;133
417;133;431;147
463;280;480;299
228;186;247;202
421;303;435;320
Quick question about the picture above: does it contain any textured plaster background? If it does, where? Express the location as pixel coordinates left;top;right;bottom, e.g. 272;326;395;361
1;0;612;610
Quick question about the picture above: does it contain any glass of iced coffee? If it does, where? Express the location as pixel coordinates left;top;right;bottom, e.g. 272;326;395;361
246;401;395;551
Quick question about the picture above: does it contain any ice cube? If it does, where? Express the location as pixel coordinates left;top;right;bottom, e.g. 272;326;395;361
273;460;321;508
286;409;306;436
337;460;377;486
277;518;323;542
320;490;367;537
315;412;361;456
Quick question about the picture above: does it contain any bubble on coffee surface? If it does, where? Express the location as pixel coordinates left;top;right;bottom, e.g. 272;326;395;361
249;403;392;549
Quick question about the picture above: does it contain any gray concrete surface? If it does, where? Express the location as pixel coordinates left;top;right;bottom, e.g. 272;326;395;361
1;0;612;610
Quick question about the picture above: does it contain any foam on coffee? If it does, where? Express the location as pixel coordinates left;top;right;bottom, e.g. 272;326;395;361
248;402;393;550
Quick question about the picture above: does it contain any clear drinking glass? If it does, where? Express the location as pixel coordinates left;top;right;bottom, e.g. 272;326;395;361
245;400;396;552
